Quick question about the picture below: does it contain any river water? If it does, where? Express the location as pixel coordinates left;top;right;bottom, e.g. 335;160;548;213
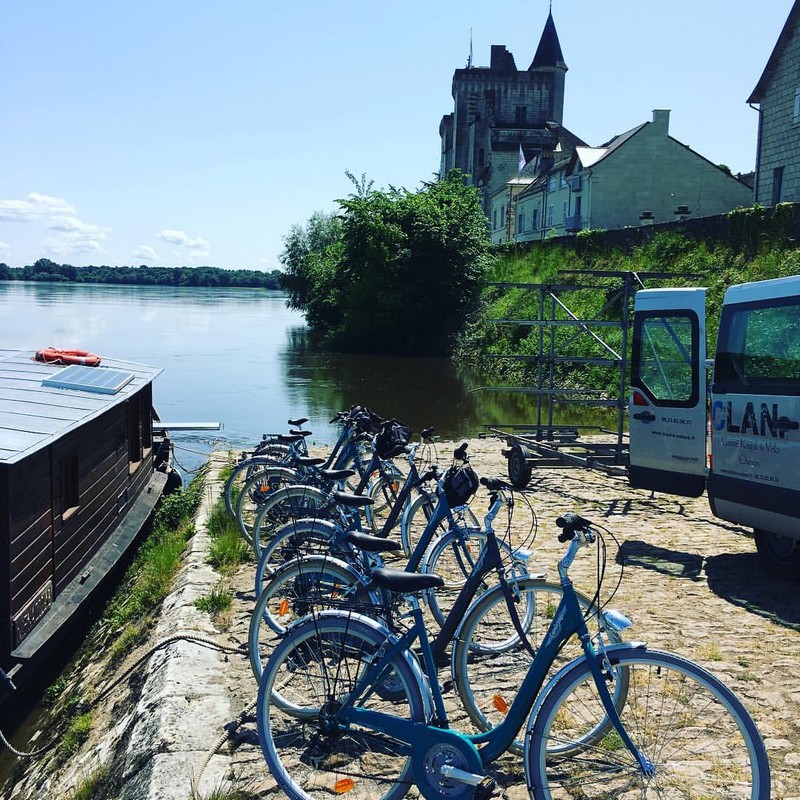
0;280;603;477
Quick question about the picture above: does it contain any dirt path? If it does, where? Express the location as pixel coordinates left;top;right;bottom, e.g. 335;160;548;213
218;436;800;798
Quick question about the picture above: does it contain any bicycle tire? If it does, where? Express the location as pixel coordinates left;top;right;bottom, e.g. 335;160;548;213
248;555;378;681
223;452;292;517
257;611;429;800
251;485;330;558
235;466;301;543
254;518;340;595
451;578;622;756
525;647;770;799
400;491;478;557
421;528;525;628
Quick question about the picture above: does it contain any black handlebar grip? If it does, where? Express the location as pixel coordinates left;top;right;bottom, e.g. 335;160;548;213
556;511;593;539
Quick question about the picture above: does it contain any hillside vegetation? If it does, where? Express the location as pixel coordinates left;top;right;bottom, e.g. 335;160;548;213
454;203;800;397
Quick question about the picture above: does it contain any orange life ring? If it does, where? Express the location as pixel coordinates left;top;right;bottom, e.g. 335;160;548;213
33;347;102;367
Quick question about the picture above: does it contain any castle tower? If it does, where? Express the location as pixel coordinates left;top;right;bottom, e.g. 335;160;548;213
439;11;573;212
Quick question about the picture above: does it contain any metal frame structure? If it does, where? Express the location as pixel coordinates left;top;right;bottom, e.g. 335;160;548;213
479;269;700;483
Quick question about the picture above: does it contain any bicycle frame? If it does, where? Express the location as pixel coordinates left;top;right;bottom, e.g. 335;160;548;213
328;531;650;776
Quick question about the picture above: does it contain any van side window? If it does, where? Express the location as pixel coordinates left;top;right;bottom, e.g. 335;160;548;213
632;311;699;406
715;297;800;393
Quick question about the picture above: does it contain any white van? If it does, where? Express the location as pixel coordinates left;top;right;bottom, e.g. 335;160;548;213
629;275;800;577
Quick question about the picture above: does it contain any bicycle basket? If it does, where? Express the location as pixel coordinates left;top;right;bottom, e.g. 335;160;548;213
375;418;412;460
443;464;479;507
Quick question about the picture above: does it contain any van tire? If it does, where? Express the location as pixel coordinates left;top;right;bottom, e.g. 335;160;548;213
754;528;800;579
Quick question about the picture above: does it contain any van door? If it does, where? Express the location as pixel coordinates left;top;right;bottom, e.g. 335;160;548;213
628;288;707;496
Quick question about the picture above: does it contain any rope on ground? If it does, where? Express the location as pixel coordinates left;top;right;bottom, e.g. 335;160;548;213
195;699;258;789
0;633;247;761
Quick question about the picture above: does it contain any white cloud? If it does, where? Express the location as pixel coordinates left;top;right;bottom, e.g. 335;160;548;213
0;193;110;262
43;236;106;259
159;229;210;256
0;193;76;222
134;245;159;262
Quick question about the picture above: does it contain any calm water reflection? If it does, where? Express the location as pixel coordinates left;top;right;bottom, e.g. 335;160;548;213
0;281;613;475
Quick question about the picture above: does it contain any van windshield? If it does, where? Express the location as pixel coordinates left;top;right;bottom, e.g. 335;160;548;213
715;297;800;393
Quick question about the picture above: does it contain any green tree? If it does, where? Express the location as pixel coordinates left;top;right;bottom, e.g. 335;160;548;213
281;171;490;355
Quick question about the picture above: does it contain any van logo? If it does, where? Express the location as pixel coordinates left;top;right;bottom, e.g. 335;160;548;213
726;401;788;438
712;400;727;432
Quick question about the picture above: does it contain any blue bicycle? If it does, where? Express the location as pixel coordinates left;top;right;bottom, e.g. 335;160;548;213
255;512;770;800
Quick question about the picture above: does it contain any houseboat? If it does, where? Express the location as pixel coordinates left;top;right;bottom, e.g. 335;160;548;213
0;348;175;690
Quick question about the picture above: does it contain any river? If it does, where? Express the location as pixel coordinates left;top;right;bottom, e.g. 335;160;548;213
1;280;608;477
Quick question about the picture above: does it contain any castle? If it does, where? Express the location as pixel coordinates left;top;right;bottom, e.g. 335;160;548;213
438;11;585;218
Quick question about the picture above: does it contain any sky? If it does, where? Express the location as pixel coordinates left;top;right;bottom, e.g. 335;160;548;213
0;1;794;271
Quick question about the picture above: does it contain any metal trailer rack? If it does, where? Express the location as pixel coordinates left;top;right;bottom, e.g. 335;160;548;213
479;269;700;486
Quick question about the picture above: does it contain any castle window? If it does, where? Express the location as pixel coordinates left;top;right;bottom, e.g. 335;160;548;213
794;87;800;123
478;148;485;167
547;204;554;227
548;176;556;192
515;106;527;123
493;209;498;229
485;89;496;112
518;212;525;233
532;208;539;229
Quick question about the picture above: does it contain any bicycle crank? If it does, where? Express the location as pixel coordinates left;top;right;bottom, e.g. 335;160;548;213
414;734;488;800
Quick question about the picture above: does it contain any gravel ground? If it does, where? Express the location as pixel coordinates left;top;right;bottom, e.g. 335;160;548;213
216;436;800;799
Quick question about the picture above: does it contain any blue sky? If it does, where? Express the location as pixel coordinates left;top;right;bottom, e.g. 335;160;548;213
0;1;793;271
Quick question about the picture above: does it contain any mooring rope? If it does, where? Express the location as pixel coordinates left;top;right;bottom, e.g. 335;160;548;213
0;633;248;760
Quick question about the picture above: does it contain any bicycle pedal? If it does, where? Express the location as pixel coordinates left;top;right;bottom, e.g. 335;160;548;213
473;777;500;800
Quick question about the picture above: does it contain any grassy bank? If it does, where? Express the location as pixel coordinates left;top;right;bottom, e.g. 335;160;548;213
455;213;800;395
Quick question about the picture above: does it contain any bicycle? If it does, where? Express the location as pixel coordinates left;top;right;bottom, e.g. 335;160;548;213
247;474;552;683
256;511;770;800
234;414;401;542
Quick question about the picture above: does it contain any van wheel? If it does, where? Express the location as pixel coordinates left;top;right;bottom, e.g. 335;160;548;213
507;444;533;488
754;529;800;579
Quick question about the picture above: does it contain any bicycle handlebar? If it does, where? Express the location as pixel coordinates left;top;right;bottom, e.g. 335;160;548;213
556;511;594;542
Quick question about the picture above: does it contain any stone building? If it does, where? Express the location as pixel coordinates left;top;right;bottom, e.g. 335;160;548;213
512;109;754;241
748;0;800;205
438;11;585;218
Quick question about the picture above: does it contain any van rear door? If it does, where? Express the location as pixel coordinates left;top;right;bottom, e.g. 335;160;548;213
628;288;707;496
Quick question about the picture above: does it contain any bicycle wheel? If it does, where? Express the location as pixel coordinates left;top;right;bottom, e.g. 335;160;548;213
223;453;292;517
235;466;301;543
366;472;406;536
526;647;770;799
400;491;478;557
257;612;429;800
451;578;621;756
255;518;340;595
421;528;525;628
251;485;330;558
248;555;378;681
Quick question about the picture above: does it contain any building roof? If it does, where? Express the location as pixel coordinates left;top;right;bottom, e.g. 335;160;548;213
574;123;648;168
748;0;800;104
529;11;567;71
0;349;162;465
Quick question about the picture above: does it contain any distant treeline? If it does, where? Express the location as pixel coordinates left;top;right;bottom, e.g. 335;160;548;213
0;258;285;289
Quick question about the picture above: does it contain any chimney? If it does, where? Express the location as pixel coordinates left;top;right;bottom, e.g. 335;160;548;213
652;109;670;134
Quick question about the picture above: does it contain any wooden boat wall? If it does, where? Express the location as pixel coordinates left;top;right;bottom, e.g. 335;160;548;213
0;349;171;681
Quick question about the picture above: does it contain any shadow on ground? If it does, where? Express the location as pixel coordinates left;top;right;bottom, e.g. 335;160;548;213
704;552;800;632
618;540;704;580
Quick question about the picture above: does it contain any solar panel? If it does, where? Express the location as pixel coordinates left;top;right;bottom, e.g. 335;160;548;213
42;364;135;395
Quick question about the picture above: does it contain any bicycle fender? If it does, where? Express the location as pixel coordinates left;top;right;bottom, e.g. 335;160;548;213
522;640;647;742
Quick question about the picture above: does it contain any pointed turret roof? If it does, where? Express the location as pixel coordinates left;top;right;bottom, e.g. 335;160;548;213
529;11;567;71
